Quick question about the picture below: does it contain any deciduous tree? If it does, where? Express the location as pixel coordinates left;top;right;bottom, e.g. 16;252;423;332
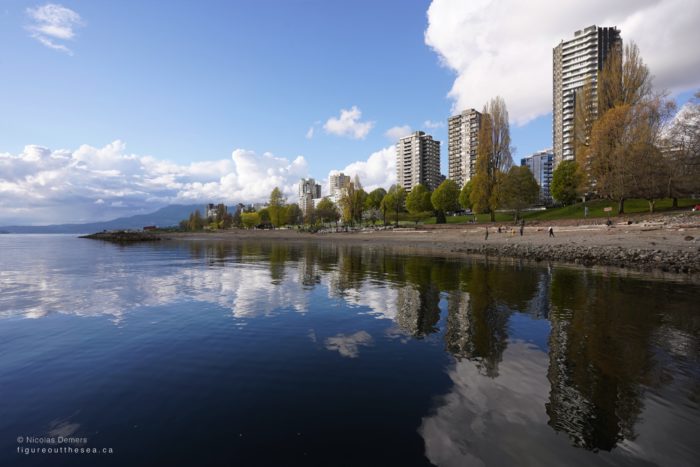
470;96;512;221
458;180;473;211
316;198;340;226
551;160;584;206
381;184;406;227
499;166;540;220
268;187;286;228
665;91;700;206
285;203;303;226
431;179;460;224
406;184;432;214
241;212;260;229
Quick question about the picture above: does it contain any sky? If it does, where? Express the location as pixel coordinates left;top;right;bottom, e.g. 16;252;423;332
1;0;699;225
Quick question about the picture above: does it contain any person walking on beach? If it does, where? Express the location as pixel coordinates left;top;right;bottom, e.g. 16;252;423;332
485;227;489;240
548;226;554;238
519;219;524;236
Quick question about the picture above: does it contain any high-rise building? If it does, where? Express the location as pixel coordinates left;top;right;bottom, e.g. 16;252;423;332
553;25;621;167
448;109;482;188
396;131;441;192
298;178;321;215
329;172;351;198
521;149;554;204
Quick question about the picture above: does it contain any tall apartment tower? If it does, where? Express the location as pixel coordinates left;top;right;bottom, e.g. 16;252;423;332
448;109;482;188
553;25;621;167
521;149;554;204
298;178;321;215
396;131;441;192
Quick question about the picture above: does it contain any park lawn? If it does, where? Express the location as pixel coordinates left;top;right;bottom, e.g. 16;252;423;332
522;198;697;221
421;198;697;224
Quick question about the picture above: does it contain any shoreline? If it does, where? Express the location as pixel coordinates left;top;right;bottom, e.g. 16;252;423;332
161;213;700;277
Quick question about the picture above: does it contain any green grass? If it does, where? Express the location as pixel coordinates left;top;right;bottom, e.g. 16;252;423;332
420;198;697;224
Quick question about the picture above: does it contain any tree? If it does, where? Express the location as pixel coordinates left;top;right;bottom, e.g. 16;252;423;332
316;198;339;226
406;184;432;214
470;96;513;221
365;187;387;210
363;207;381;226
598;42;652;115
588;40;666;214
187;209;204;231
339;176;367;226
588;105;634;213
268;187;286;228
213;204;228;226
458;180;473;210
285;203;303;226
499;166;540;220
258;207;271;223
627;97;675;212
232;209;243;229
241;212;260;229
381;184;406;226
665;91;700;206
551;160;584;206
431;179;460;224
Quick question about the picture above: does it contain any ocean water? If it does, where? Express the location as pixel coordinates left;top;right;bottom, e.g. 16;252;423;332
0;234;698;466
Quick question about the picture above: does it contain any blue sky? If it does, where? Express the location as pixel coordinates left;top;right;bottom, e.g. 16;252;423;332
1;1;462;173
1;0;698;224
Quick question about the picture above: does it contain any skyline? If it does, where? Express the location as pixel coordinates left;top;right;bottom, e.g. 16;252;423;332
1;1;699;225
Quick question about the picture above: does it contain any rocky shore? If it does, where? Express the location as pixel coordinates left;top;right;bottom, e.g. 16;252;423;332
451;243;699;274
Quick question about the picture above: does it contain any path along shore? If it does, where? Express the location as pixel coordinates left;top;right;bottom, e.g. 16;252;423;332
163;212;700;277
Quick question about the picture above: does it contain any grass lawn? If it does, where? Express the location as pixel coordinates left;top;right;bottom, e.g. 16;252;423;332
420;198;697;224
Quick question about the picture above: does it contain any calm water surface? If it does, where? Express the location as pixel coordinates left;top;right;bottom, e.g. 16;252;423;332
0;235;698;466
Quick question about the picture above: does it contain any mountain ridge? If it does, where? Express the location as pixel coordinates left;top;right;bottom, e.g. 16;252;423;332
0;204;203;233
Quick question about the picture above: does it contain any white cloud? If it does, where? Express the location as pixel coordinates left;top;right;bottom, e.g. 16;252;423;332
26;3;83;55
424;120;444;129
324;331;373;358
425;0;700;126
305;126;315;139
385;125;413;141
0;141;309;225
323;106;374;139
333;146;396;193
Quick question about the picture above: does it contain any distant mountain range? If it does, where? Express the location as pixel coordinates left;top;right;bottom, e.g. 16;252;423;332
0;204;202;233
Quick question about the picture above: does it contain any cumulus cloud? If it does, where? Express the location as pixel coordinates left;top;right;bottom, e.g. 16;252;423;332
0;141;308;225
0;140;403;225
385;125;413;141
425;0;700;125
26;3;83;55
323;106;375;139
330;146;396;193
